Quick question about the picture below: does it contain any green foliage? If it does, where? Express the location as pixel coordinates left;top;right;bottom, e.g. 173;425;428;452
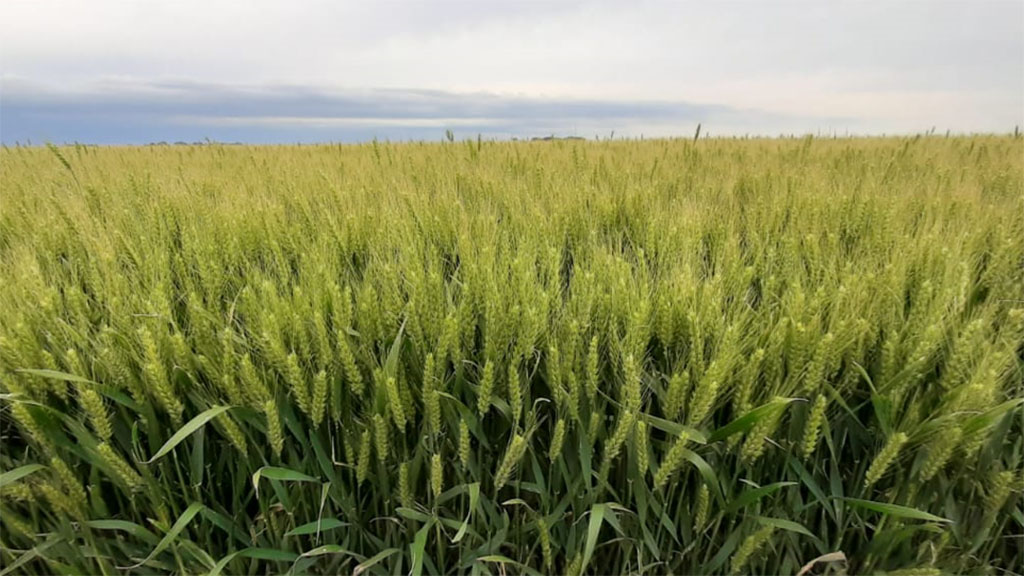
0;136;1022;574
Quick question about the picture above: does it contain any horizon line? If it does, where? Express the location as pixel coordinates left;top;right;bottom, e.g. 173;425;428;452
4;128;1023;148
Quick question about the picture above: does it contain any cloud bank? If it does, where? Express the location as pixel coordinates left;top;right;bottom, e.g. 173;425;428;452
2;78;831;144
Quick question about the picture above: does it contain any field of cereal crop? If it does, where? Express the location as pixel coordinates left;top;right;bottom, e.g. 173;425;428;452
1;136;1021;575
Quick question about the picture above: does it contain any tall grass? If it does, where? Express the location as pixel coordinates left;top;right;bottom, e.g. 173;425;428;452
0;136;1021;575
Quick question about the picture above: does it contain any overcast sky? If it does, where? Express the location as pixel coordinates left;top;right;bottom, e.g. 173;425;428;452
2;1;1022;143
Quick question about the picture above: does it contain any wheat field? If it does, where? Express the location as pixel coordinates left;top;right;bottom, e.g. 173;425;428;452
0;136;1021;575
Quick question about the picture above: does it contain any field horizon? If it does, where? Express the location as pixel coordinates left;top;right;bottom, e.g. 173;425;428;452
4;128;1024;149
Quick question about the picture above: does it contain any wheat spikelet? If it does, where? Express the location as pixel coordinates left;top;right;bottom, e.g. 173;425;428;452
733;348;764;417
601;409;636;477
789;321;811;379
494;434;527;492
565;553;582;576
694;483;710;531
730;525;774;574
49;456;87;505
589;411;602;442
9;401;51;453
459;419;472;469
311;369;328;428
687;368;720;426
384;376;407;429
219;373;245;409
398;373;415;423
219;414;247;453
982;469;1016;526
653;431;690;491
77;384;113;443
438;313;459;367
0;334;27;376
373;413;390;465
239;354;271;408
919;426;962;483
342;431;356;465
423;354;442;435
508;360;522;424
984;469;1015;516
585;335;600;400
338;337;364;397
537;517;553;569
139;326;183;424
431;453;444;499
312;310;331;371
803;333;833;394
665;371;690;421
264;399;284;457
566;371;581;424
621;353;642;413
762;318;788;386
549;418;566;463
547;346;563;406
943;318;987;387
96;442;142;490
39;480;82;518
865;432;908;488
634;419;649;477
879;332;901;387
801;394;828;460
261;323;289;376
477;361;495;417
2;510;35;541
399;461;413;508
284;352;311;419
356;428;372;485
99;341;133;393
0;482;34;503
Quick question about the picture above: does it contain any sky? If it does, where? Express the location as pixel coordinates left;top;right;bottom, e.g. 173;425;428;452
2;0;1022;144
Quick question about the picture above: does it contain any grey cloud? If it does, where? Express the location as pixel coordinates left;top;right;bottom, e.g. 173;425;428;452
2;79;825;144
